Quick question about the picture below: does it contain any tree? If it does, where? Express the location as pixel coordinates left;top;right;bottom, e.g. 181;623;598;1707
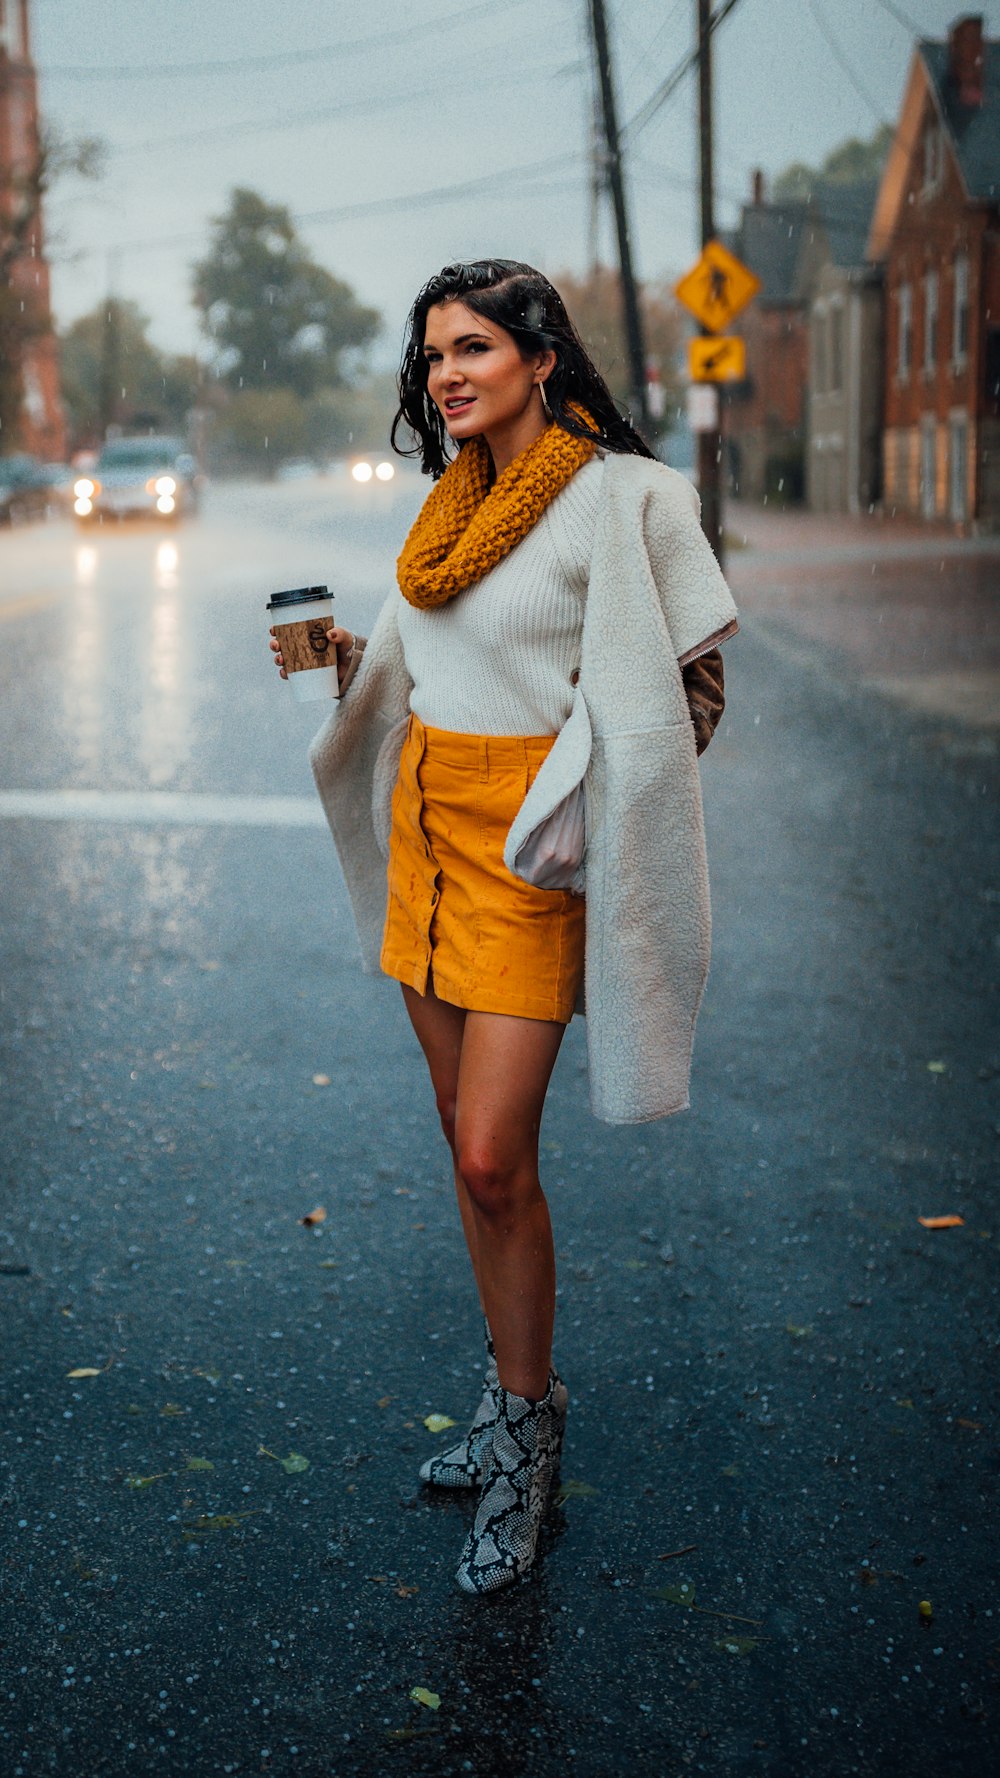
207;387;308;476
192;188;380;398
773;123;893;201
60;300;200;446
551;265;683;443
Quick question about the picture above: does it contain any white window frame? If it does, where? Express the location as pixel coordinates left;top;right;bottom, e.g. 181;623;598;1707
924;270;939;378
952;252;969;370
829;301;844;396
948;411;968;522
898;283;913;383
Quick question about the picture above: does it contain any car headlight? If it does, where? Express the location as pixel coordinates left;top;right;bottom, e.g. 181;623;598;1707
155;476;177;496
351;461;373;483
375;461;395;481
74;478;96;498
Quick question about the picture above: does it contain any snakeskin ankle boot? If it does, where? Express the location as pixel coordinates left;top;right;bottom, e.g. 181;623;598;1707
419;1319;498;1490
454;1369;567;1596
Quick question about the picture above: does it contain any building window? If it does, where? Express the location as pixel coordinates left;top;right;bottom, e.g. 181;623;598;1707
922;120;943;195
813;309;827;395
829;305;844;395
898;283;913;382
0;0;25;58
949;415;968;522
924;270;939;377
953;252;969;367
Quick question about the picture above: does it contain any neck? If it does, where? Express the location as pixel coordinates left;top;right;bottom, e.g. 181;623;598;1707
482;392;549;478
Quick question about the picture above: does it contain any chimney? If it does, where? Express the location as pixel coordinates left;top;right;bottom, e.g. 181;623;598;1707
752;168;766;205
948;14;985;107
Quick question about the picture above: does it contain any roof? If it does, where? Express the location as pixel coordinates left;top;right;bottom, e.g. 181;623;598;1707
921;37;1000;201
811;179;879;270
722;202;811;303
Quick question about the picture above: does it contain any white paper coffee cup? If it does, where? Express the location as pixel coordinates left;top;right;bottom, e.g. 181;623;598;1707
267;585;339;702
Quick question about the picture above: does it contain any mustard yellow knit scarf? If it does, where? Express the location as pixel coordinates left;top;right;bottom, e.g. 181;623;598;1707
396;416;597;609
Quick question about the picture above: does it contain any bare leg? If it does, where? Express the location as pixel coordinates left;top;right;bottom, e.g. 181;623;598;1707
454;1011;565;1400
399;984;485;1311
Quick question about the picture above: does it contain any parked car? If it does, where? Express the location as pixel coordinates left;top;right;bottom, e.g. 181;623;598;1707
74;437;200;523
0;454;52;525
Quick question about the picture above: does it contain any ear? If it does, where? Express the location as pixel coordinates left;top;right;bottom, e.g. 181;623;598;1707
534;346;557;386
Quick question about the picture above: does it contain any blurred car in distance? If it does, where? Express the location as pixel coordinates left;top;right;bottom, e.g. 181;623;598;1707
74;437;200;523
0;454;52;525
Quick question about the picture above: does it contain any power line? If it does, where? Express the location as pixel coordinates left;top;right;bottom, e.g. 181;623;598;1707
622;0;750;143
49;152;585;263
99;60;577;157
41;0;528;79
870;0;925;35
806;0;890;124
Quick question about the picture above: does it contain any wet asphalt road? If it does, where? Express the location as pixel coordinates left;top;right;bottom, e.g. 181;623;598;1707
1;479;998;1777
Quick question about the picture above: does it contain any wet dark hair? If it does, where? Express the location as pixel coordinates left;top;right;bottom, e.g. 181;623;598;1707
391;258;656;478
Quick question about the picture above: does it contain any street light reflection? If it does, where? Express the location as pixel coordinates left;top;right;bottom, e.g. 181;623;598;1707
75;544;98;584
156;540;179;586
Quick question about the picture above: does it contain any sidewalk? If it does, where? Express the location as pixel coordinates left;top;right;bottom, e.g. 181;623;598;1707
723;502;1000;731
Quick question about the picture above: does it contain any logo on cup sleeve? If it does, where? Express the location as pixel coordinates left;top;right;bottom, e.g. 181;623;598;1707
308;622;330;656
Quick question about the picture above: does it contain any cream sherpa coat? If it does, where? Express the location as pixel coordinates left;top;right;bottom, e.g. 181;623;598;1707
309;453;739;1124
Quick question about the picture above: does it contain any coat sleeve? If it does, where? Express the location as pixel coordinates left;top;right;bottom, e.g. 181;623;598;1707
640;469;739;667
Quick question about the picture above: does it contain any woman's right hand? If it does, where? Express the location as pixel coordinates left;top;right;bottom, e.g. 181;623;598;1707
269;625;365;691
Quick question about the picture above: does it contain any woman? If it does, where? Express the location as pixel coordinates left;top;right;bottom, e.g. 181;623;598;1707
270;260;738;1596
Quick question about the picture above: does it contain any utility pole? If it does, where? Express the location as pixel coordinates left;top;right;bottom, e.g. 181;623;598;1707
97;248;122;443
696;0;724;561
589;0;650;435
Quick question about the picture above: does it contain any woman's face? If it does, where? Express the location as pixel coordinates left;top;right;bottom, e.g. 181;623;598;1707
422;300;553;443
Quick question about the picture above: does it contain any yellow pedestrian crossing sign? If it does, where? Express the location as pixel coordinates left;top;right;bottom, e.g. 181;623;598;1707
675;240;761;332
688;335;747;383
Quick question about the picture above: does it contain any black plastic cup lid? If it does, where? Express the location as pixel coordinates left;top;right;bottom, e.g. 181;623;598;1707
266;585;330;611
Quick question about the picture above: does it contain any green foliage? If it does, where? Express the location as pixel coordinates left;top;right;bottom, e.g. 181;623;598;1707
207;387;308;476
773;123;893;200
193;188;380;399
59;300;200;444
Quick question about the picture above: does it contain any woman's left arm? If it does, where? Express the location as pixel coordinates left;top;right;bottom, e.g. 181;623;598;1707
682;646;725;756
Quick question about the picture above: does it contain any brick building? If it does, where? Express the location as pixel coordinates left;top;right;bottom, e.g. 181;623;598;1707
0;0;65;459
867;15;1000;525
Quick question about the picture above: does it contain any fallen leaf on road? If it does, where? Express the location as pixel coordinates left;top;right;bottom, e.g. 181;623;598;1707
396;1583;419;1598
258;1445;310;1474
160;1403;185;1417
300;1206;327;1226
184;1457;215;1471
917;1215;965;1229
183;1511;258;1533
919;1599;933;1621
555;1479;598;1502
957;1418;982;1431
125;1472;170;1490
423;1414;456;1434
786;1322;813;1338
312;1073;330;1087
376;1395;393;1409
926;1061;947;1073
721;1464;740;1477
657;1583;696;1607
410;1687;441;1710
66;1367;101;1379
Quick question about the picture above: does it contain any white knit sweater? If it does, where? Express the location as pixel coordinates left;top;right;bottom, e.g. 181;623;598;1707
396;455;605;736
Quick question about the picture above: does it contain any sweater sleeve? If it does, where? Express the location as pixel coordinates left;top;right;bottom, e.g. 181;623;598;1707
682;646;724;755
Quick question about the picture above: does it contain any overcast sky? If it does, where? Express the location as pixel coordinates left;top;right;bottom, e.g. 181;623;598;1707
33;0;997;365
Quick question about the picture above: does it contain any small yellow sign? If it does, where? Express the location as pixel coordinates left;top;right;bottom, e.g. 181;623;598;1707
688;335;747;383
675;241;761;332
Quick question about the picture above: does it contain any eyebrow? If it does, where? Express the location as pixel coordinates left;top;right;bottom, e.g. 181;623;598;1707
423;331;492;353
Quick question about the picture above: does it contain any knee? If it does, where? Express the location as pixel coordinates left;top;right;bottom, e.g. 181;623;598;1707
435;1093;457;1152
456;1146;530;1221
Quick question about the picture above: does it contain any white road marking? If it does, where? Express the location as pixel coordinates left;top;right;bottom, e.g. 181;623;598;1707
0;789;327;828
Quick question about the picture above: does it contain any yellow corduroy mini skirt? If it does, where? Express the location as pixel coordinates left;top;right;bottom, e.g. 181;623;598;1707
380;714;585;1024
